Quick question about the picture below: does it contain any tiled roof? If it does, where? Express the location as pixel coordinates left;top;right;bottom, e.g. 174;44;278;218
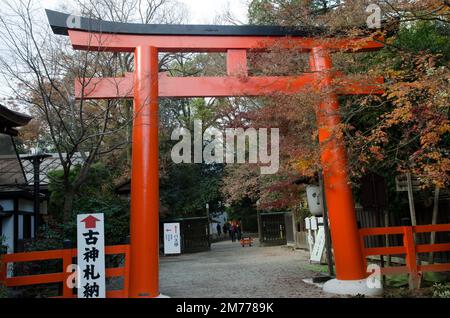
0;104;32;136
0;134;25;185
0;155;26;185
19;153;87;185
0;149;88;187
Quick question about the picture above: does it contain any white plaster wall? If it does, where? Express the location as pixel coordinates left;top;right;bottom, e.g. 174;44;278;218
18;215;23;239
0;199;14;212
209;212;228;235
31;216;35;239
1;215;15;277
40;201;48;214
18;199;34;213
1;215;14;253
18;198;48;214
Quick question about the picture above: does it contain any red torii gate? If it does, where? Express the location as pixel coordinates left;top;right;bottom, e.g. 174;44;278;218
46;10;385;297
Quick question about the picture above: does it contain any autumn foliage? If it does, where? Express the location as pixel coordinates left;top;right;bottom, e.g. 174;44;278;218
222;0;449;210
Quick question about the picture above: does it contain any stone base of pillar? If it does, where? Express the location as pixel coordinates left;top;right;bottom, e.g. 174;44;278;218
323;278;383;297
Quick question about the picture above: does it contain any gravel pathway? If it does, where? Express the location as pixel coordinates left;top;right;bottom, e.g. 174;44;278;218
160;239;336;298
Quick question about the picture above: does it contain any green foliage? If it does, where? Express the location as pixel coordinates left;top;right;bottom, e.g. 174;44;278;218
422;272;448;284
28;163;129;250
0;283;6;298
0;235;6;252
384;277;450;298
248;0;336;25
431;283;450;298
383;287;414;298
385;274;409;288
357;21;449;81
160;163;224;218
19;163;129;297
189;98;216;123
66;163;129;245
303;263;332;274
248;0;278;25
226;197;258;232
47;167;79;219
396;21;450;61
0;236;8;298
25;221;65;251
68;195;129;246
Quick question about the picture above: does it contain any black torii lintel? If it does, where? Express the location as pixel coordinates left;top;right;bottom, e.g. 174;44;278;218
46;9;331;37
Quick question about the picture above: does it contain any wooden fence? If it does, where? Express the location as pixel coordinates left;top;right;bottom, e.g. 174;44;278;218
2;224;449;297
0;245;129;298
360;224;450;285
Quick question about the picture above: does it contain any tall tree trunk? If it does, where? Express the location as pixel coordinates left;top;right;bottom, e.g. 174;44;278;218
62;187;75;238
126;100;133;166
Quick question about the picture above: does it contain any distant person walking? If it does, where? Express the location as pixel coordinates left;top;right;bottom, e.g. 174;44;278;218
236;223;242;241
223;223;228;238
216;223;222;237
230;223;237;242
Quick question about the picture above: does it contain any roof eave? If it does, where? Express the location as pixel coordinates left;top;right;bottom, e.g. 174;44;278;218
46;9;333;37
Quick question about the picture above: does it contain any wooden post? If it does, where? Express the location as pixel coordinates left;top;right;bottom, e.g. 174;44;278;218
206;203;211;249
377;206;385;285
384;209;391;267
428;187;440;264
405;172;421;288
319;172;334;277
257;210;263;245
291;211;297;248
406;173;417;227
404;226;421;289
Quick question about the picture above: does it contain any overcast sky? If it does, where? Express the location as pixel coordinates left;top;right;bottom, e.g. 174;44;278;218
42;0;249;24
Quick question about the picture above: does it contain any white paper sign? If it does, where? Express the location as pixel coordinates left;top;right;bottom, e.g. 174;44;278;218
305;217;311;230
307;231;315;253
77;213;106;298
310;226;326;262
164;223;181;255
310;217;318;230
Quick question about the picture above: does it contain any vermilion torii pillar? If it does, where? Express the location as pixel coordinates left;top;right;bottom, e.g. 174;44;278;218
46;9;385;297
131;45;160;297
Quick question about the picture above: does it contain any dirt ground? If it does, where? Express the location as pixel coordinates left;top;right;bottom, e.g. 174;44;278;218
159;239;338;298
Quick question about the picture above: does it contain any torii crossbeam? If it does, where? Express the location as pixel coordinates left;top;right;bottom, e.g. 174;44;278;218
47;9;385;297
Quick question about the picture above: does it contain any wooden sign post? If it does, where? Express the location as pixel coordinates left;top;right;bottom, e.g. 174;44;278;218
77;213;106;298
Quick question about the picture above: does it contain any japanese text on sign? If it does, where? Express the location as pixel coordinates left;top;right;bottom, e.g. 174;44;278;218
77;213;106;298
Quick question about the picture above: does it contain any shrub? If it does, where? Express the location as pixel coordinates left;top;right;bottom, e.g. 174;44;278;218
0;236;8;298
432;283;450;298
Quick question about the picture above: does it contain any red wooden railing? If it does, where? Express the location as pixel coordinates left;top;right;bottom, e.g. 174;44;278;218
0;245;130;298
2;225;449;296
360;224;450;279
